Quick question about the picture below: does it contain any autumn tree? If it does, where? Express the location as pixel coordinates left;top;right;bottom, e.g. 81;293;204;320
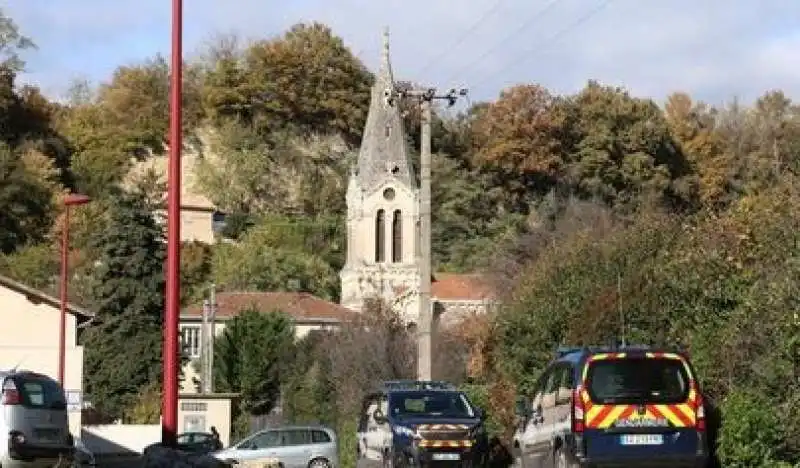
242;22;373;143
471;84;571;210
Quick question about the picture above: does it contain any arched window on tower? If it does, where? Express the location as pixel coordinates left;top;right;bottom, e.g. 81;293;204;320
392;210;402;263
375;209;386;262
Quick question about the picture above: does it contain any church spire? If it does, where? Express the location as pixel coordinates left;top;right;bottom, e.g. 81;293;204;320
354;27;415;192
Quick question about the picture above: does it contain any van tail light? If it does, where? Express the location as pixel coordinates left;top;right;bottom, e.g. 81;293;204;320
692;382;706;432
1;380;21;405
572;386;585;433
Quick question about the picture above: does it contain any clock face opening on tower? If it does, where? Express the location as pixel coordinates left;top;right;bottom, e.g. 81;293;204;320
383;187;395;201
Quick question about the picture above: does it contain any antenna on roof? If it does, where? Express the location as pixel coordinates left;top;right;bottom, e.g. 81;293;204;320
10;356;27;373
617;271;627;348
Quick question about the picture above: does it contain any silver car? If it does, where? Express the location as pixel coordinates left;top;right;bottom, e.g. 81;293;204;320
213;425;338;468
0;370;74;468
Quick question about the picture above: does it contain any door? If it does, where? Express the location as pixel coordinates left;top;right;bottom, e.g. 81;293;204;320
234;429;282;462
282;429;313;468
520;368;554;467
363;398;383;460
550;365;575;444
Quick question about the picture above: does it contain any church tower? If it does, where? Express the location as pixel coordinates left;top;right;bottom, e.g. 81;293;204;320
339;28;421;323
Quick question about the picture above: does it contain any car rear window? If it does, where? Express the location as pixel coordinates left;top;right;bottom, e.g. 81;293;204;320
586;357;689;404
15;376;67;410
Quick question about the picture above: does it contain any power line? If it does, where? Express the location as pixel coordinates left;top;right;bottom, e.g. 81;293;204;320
415;0;507;77
440;0;564;85
470;0;616;91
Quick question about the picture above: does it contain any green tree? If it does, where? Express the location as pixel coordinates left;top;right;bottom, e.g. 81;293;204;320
80;189;165;419
564;80;692;211
195;122;352;217
0;143;57;253
213;308;295;416
0;9;35;72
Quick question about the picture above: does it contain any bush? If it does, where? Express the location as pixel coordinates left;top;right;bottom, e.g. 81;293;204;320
717;391;786;468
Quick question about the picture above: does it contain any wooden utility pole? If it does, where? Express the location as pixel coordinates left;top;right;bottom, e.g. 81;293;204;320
388;86;467;380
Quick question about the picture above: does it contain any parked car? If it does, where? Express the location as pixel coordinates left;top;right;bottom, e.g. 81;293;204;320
0;369;75;468
175;431;224;455
213;425;338;468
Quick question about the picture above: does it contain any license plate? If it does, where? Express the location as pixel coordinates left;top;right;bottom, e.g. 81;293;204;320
620;434;663;445
432;453;461;461
34;428;59;442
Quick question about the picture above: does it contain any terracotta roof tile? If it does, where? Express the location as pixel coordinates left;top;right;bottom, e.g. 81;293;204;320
432;273;495;301
182;291;355;322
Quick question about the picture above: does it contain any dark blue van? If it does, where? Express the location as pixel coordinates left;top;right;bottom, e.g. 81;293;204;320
512;346;709;467
356;380;490;467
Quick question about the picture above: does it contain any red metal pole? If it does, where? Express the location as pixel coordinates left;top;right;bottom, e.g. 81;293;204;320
162;0;182;447
58;206;70;386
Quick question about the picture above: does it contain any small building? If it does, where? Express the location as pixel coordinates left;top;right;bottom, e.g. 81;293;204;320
0;275;94;437
178;291;354;394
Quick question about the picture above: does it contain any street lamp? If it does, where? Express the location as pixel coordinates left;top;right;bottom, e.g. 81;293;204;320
59;193;91;387
163;0;183;447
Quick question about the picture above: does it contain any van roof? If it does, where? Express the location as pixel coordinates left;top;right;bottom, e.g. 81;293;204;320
554;345;689;362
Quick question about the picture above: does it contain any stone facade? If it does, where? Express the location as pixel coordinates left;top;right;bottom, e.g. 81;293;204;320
339;29;423;323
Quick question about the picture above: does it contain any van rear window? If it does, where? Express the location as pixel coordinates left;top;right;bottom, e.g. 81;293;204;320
586;358;689;404
15;376;67;410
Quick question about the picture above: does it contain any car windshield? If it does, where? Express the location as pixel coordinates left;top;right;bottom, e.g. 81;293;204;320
586;357;690;404
389;391;476;419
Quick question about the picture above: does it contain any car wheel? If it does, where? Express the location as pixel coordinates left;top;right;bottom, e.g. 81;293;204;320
309;457;331;468
554;447;574;468
382;450;394;468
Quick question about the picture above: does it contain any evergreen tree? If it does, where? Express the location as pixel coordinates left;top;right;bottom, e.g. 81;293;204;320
81;189;165;420
213;308;295;416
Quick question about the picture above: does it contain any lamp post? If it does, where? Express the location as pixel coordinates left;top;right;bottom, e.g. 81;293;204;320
59;193;91;387
162;0;183;447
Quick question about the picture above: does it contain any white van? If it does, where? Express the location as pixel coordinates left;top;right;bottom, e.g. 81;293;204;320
0;370;74;467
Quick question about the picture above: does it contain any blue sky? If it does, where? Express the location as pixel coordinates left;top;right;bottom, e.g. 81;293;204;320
4;0;800;106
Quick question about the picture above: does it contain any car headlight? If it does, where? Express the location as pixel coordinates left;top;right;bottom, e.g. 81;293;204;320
468;425;484;439
392;425;419;439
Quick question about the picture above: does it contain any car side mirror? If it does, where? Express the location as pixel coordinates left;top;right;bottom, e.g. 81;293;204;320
531;404;544;424
373;408;388;425
474;407;487;421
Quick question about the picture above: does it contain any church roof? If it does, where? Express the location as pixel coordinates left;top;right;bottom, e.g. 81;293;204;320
354;28;416;192
431;273;495;301
393;273;496;302
181;291;355;323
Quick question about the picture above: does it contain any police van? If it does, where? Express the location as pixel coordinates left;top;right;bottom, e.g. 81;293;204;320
356;380;490;467
512;346;709;468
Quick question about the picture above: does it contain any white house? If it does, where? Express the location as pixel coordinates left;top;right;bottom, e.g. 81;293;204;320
0;274;94;437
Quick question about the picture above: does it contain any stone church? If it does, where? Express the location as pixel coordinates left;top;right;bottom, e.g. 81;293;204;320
339;30;495;326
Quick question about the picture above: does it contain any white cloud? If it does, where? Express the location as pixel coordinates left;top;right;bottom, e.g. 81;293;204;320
4;0;800;105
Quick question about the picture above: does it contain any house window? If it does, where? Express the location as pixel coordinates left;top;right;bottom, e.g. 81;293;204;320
392;210;402;263
375;209;386;263
180;325;201;358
